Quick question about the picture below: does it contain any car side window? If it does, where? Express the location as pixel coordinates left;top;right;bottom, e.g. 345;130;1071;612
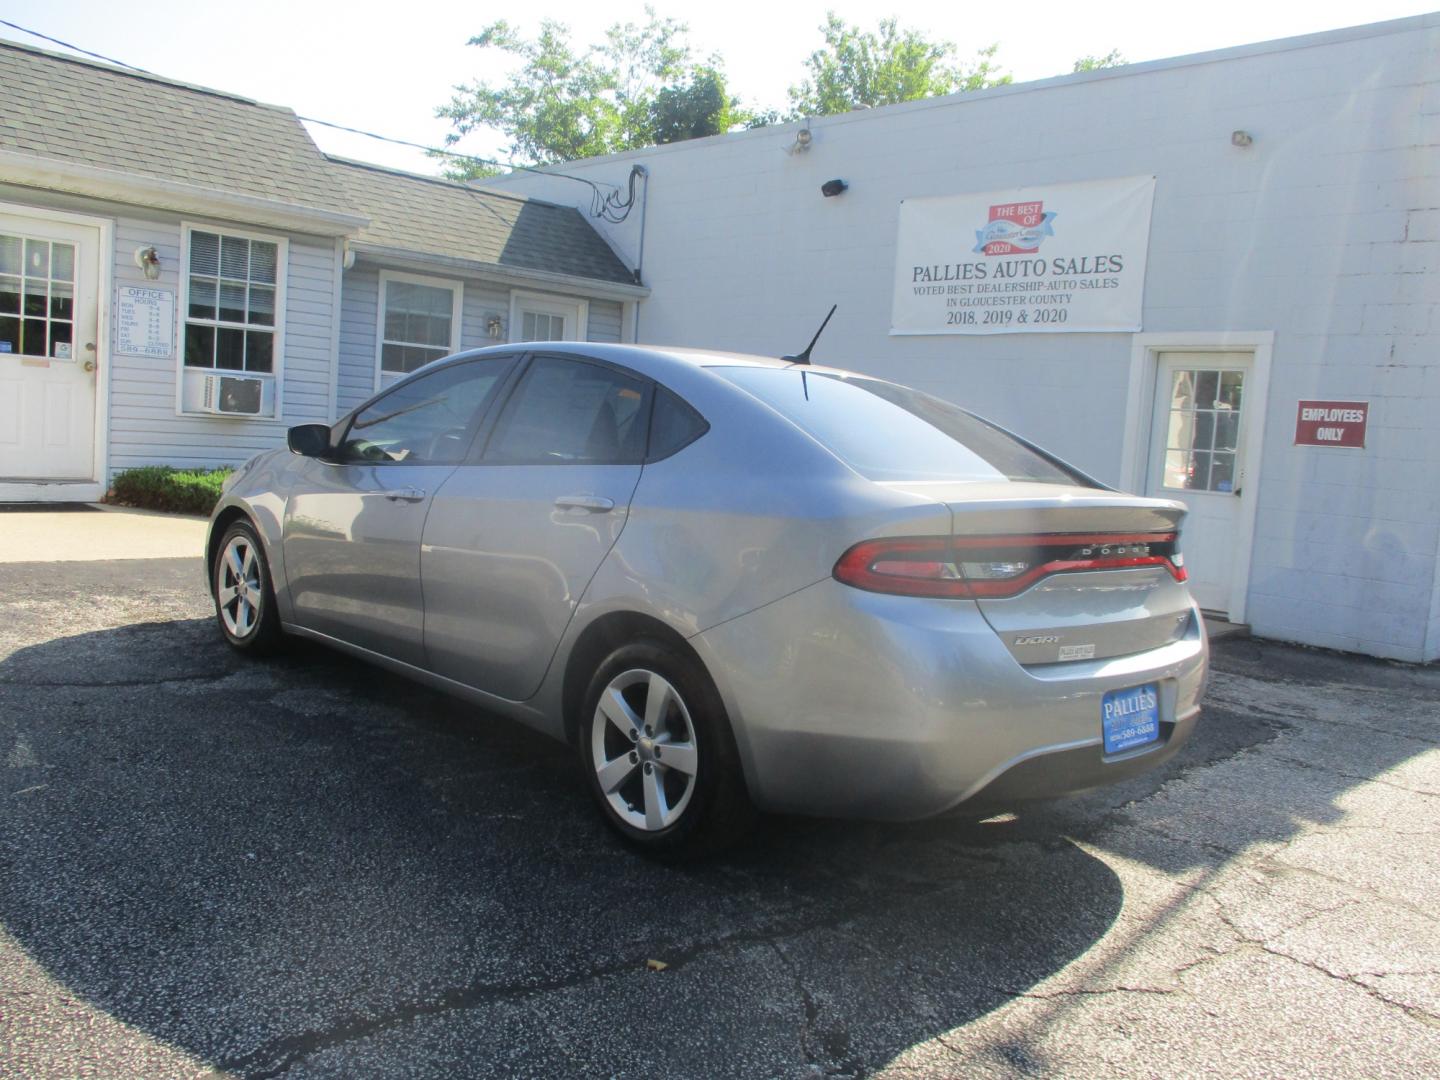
339;357;513;464
482;355;649;465
646;387;709;461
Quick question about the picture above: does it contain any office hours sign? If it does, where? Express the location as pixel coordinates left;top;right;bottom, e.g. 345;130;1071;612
891;175;1156;335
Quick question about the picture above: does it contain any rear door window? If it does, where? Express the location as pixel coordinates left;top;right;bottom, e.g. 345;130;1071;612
481;355;650;465
717;368;1091;485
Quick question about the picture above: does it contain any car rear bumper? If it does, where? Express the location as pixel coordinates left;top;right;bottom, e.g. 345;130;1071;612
692;578;1207;821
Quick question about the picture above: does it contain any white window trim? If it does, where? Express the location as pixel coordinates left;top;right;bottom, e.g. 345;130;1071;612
1120;330;1274;625
374;269;464;393
176;221;288;422
508;289;589;345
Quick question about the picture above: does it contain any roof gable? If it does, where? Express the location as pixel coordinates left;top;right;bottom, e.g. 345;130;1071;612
329;158;635;287
0;40;348;217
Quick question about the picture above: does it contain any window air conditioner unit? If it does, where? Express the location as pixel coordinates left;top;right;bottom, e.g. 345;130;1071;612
201;373;264;416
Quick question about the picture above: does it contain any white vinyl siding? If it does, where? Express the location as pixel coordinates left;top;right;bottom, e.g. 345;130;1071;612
338;264;611;414
75;204;338;475
587;299;623;343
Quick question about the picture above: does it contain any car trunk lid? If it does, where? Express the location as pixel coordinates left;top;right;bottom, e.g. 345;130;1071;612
883;482;1195;665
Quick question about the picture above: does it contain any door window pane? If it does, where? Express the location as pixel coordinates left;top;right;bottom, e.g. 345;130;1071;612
0;236;77;359
341;358;512;464
51;244;74;282
24;239;48;278
1160;367;1245;492
484;356;648;465
520;311;565;342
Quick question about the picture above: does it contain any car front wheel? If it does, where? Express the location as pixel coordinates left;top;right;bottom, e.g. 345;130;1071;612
579;640;753;856
213;520;282;654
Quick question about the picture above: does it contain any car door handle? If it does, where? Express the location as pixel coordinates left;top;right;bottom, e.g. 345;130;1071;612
383;488;427;502
554;495;615;512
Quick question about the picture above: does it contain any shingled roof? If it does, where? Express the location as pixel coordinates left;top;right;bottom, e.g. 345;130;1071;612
328;157;635;287
0;39;348;217
0;38;636;287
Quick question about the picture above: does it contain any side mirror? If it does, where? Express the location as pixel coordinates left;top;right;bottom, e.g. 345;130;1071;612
287;423;331;458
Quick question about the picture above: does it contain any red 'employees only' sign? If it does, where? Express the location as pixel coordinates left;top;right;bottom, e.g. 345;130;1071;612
1295;400;1369;448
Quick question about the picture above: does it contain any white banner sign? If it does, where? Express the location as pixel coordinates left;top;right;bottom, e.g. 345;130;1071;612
891;175;1155;335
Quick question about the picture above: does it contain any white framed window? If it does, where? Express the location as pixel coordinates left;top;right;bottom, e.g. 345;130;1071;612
376;270;463;386
509;290;588;344
178;223;287;419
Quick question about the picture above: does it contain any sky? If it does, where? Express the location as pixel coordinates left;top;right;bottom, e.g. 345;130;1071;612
3;1;1434;175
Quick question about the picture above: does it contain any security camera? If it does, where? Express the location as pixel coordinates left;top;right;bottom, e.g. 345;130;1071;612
820;179;848;198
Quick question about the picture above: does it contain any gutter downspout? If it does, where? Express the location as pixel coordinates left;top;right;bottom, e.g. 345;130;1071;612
632;165;649;343
327;238;345;421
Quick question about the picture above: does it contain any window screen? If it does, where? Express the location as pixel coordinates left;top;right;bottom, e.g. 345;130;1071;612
483;356;648;465
339;357;512;464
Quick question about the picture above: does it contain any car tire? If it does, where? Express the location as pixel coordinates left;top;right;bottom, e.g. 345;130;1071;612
212;520;283;655
578;639;755;857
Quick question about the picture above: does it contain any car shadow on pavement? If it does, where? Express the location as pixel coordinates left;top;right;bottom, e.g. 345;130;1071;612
0;617;1132;1078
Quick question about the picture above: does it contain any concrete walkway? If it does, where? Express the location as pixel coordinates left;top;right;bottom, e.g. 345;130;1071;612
0;504;207;563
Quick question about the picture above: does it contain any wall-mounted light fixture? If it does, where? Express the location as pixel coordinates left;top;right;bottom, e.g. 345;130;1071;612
1231;130;1254;148
486;314;505;340
820;179;848;198
785;127;813;155
133;245;161;280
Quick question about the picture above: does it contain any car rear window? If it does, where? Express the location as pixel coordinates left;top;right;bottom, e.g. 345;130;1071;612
717;368;1091;485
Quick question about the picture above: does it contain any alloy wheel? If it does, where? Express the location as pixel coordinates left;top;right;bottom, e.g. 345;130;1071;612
216;534;263;639
590;668;699;831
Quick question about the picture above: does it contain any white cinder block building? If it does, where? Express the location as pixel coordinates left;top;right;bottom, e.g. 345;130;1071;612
491;15;1440;662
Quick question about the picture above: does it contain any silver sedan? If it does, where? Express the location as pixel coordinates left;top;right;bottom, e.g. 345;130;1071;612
207;344;1207;855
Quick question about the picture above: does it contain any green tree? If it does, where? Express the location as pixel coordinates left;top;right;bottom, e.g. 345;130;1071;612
435;9;747;177
1072;50;1127;73
787;13;1009;118
651;67;743;145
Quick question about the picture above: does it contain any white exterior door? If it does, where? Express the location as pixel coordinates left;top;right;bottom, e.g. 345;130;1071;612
0;214;100;482
1145;351;1252;616
509;291;588;344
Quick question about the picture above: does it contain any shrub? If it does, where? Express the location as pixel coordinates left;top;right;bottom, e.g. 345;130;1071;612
108;465;234;516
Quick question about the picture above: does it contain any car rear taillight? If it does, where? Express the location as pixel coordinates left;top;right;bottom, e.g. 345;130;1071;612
833;533;1186;599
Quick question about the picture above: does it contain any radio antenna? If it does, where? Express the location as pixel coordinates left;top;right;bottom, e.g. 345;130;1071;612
781;305;837;365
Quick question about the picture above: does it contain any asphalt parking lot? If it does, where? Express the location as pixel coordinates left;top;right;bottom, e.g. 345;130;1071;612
1;508;1437;1079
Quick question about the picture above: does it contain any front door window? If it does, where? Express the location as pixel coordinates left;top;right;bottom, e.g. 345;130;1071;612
1160;367;1245;494
0;234;76;360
